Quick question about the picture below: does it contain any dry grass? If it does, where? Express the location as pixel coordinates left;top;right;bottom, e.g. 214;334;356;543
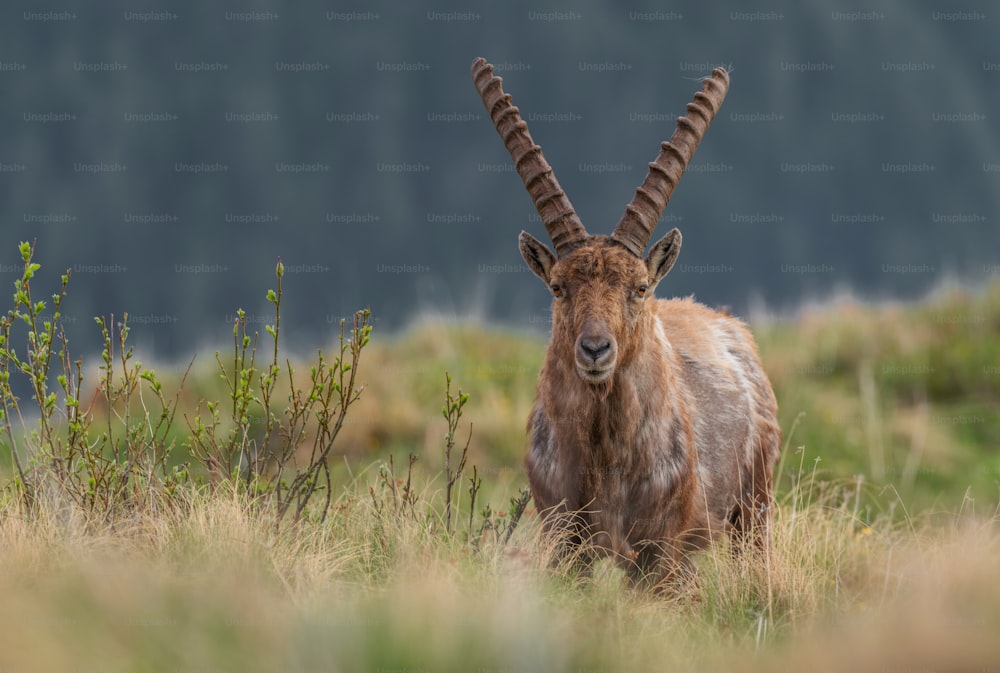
1;468;998;672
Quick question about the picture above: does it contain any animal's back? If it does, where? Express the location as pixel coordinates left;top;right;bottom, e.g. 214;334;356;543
654;297;781;531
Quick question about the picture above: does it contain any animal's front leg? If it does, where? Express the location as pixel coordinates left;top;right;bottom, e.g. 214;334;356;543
536;505;595;578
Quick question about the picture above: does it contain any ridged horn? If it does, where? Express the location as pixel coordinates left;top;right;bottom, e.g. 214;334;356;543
612;67;730;257
472;57;587;256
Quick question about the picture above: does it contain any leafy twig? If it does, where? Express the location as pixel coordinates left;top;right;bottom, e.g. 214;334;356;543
442;373;470;536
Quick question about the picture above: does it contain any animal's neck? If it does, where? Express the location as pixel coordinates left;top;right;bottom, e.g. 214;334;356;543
544;310;677;465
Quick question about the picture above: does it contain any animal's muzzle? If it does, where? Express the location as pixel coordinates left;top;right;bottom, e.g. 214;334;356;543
575;324;617;383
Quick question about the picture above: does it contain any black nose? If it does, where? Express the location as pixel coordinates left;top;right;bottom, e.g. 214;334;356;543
579;337;611;362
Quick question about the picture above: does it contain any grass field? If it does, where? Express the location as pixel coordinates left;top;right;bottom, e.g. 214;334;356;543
1;462;998;672
1;247;998;671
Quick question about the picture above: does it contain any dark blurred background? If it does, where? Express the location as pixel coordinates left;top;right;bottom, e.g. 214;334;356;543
1;1;997;358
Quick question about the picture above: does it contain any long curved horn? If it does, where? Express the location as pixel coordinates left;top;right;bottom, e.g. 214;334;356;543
472;57;587;256
612;67;730;257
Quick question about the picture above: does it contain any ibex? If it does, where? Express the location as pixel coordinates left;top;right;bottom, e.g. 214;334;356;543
472;58;781;587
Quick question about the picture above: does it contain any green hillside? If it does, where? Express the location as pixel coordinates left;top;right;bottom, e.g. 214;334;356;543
318;282;1000;512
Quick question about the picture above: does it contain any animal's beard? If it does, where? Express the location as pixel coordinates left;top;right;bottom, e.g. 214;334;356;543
588;374;614;402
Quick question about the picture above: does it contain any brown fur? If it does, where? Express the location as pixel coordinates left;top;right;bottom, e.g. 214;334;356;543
472;57;775;587
523;236;781;587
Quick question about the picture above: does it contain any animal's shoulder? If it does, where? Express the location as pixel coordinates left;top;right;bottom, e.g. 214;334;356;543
653;296;757;362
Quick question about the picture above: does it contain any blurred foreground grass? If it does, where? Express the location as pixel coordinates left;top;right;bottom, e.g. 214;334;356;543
1;467;998;672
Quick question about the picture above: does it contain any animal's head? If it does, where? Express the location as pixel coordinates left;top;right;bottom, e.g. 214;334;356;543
472;58;729;385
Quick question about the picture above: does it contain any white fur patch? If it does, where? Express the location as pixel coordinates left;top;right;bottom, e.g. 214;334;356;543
712;322;758;464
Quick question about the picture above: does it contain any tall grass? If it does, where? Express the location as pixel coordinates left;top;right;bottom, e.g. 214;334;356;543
1;458;997;671
759;283;1000;510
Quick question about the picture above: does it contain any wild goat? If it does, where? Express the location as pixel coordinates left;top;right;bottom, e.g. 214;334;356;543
472;57;781;586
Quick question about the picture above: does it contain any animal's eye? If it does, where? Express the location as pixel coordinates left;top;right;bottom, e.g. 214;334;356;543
635;284;648;299
551;284;563;298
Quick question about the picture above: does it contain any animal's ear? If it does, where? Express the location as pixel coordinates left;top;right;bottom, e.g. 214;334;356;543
645;228;682;289
519;231;557;284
